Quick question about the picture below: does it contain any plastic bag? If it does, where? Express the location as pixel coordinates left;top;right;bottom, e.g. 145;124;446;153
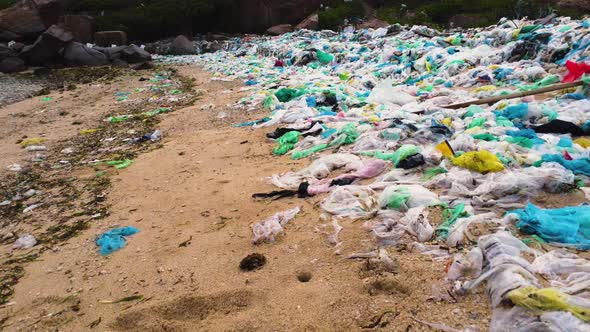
507;203;590;249
273;131;300;155
507;286;590;323
321;185;378;219
96;226;140;256
540;154;590;176
447;247;483;281
401;206;434;242
252;207;301;244
13;234;37;249
379;185;439;211
451;150;505;174
366;79;416;106
270;153;362;189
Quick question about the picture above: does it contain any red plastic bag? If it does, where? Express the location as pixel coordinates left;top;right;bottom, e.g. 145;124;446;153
562;61;590;83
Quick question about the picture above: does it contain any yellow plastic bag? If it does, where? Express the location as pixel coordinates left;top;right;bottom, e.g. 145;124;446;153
574;137;590;149
19;137;45;147
436;141;455;158
451;149;505;173
508;287;590;322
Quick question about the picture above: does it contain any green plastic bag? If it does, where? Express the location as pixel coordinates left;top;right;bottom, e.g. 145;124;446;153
472;133;498;141
495;116;515;127
368;145;421;167
275;88;306;103
108;159;134;170
384;186;411;209
467;117;486;129
335;123;358;145
505;136;533;148
317;50;334;65
436;203;468;239
462;105;484;118
273;131;300;156
421;167;448;181
292;144;329;160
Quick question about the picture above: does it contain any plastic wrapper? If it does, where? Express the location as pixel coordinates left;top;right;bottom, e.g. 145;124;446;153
321;185;377;219
447;247;483;281
401;206;434;242
379;184;439;212
252;207;301;244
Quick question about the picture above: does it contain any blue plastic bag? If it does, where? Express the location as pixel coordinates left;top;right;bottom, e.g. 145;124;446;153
96;226;140;256
541;154;590;176
508;203;590;249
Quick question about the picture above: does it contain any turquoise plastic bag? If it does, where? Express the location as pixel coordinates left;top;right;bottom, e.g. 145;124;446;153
508;203;590;249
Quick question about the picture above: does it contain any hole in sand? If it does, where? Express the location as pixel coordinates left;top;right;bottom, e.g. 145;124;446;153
297;271;312;282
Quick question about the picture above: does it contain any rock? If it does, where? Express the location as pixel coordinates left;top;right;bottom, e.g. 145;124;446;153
9;42;25;52
111;58;128;68
358;17;389;29
94;30;127;47
144;40;172;55
94;45;126;60
295;13;319;30
120;44;151;63
449;14;487;28
205;33;230;41
203;41;223;53
557;0;590;11
63;42;108;67
0;4;46;42
265;24;294;35
0;44;17;60
170;35;195;55
61;15;94;43
217;0;320;33
0;57;26;73
20;24;73;65
131;61;154;70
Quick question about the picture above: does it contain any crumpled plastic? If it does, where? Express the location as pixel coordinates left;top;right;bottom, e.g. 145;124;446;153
507;286;590;323
507;203;590;249
252;207;301;244
273;131;300;155
96;226;140;256
379;185;439;211
451;150;505;174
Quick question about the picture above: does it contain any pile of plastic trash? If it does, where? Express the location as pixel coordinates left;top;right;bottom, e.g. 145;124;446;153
161;16;590;330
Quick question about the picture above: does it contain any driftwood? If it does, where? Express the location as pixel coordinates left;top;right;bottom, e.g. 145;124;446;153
443;81;584;109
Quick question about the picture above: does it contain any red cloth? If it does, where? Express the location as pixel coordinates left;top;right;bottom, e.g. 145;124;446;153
563;150;573;161
274;60;285;67
562;61;590;83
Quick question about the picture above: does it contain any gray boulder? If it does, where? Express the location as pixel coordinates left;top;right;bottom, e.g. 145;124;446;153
265;24;294;36
295;13;318;30
0;5;46;42
170;35;195;55
0;57;26;73
94;31;127;47
120;44;151;64
63;42;108;67
61;15;94;43
94;45;125;60
9;42;25;52
0;44;17;60
20;24;73;65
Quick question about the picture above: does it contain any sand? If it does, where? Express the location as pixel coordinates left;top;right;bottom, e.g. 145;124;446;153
0;65;584;331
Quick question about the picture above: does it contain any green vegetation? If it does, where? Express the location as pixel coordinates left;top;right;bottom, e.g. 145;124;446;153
0;0;17;10
319;0;365;30
74;0;219;41
321;0;581;30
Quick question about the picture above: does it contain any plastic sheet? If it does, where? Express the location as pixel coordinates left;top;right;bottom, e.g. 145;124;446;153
252;207;301;244
508;203;590;249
